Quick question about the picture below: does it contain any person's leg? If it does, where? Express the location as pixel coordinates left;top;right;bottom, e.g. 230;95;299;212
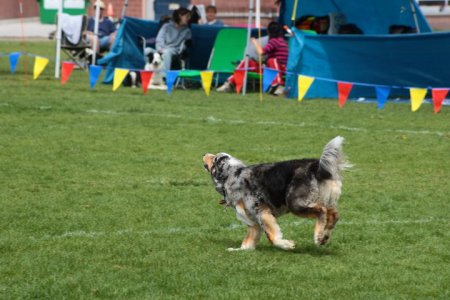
86;32;99;53
217;59;259;92
109;32;116;49
161;48;177;75
98;36;111;53
266;58;286;86
227;59;259;85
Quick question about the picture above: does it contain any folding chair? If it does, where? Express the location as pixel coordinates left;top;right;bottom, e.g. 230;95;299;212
60;14;90;69
208;28;248;87
174;28;248;90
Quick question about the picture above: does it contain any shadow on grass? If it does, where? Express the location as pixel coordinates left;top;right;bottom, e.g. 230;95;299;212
208;236;337;256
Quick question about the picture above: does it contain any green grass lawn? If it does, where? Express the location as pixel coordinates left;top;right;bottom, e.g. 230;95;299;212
0;41;449;299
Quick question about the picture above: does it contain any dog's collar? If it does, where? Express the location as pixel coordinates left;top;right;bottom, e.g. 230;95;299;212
221;188;232;209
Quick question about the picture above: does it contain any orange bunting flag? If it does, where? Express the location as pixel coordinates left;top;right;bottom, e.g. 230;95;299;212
409;88;427;112
233;70;245;94
297;75;314;102
113;68;129;91
337;82;353;108
61;62;75;85
33;56;49;80
140;71;153;94
200;71;214;96
107;2;114;18
431;88;448;113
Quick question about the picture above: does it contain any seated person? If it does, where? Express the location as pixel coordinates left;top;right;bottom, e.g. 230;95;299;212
202;5;225;26
155;7;192;74
86;0;116;54
217;21;288;95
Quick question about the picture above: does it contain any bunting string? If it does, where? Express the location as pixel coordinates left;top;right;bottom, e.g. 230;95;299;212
1;51;449;113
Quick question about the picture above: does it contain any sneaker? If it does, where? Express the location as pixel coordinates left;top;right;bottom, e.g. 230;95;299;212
216;81;234;93
274;85;285;96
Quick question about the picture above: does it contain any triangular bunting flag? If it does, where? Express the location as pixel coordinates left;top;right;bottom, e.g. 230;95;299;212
33;56;49;80
200;71;214;96
166;70;179;94
409;88;427;112
431;88;448;113
262;68;278;93
140;71;153;94
9;52;21;74
113;68;129;91
89;65;103;90
234;70;245;94
375;86;391;109
337;82;353;108
61;62;75;85
297;75;314;102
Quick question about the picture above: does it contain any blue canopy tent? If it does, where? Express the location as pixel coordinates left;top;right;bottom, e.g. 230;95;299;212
279;0;450;99
98;17;225;83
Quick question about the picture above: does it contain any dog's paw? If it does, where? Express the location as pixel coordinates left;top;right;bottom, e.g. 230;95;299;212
227;246;255;252
314;233;330;246
274;239;296;250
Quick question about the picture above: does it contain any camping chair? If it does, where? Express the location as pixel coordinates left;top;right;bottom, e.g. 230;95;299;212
60;14;90;69
175;28;248;90
208;28;248;87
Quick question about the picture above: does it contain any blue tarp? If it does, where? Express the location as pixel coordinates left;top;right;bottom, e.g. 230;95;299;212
98;17;226;83
286;30;450;99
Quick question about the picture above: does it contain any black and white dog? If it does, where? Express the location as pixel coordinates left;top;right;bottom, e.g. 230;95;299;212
143;50;166;89
128;50;166;90
203;136;351;251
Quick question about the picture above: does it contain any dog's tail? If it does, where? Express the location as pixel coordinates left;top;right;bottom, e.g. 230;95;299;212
318;136;351;180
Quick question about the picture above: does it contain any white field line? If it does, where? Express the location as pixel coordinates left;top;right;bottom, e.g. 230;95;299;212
31;217;447;241
85;110;447;136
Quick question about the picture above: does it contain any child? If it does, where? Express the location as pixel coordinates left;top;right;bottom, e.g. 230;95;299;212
217;21;288;95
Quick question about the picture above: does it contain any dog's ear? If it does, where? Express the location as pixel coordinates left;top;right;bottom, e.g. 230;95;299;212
147;52;154;62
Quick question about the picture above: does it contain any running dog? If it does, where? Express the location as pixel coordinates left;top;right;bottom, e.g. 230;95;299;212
203;136;350;251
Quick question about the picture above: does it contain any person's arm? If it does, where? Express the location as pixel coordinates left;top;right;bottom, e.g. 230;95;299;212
155;24;167;52
108;19;116;34
86;17;94;32
251;37;263;55
186;28;192;41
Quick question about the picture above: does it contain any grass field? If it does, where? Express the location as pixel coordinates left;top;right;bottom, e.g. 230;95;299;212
1;41;449;299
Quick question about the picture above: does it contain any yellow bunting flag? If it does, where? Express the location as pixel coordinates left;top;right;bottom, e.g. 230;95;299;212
113;68;129;91
409;88;427;112
200;71;214;96
33;56;49;80
297;75;314;102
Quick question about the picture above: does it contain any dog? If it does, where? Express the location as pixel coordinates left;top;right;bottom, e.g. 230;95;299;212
203;136;350;251
128;51;166;90
144;51;166;90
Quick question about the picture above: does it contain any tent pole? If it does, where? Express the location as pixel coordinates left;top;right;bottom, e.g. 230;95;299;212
55;0;63;78
256;0;263;102
255;0;261;29
92;1;101;65
291;0;298;24
409;0;420;33
242;0;254;96
121;0;129;19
